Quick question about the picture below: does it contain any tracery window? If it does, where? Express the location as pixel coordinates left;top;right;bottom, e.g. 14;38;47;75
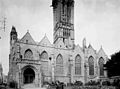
88;56;94;76
24;49;33;59
98;57;104;76
56;54;64;75
40;51;49;75
75;54;81;75
40;51;48;60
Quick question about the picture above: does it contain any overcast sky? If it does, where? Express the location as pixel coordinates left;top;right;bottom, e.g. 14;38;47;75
0;0;120;75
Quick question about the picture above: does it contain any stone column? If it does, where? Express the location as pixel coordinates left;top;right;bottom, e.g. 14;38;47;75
17;64;21;89
84;63;87;84
51;54;55;82
68;55;73;83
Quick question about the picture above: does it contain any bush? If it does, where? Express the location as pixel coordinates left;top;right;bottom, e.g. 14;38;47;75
74;81;83;86
43;81;50;85
9;80;18;88
85;80;100;86
67;82;74;86
102;80;111;86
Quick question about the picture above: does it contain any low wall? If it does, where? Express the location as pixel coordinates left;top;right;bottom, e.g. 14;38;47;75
65;86;116;89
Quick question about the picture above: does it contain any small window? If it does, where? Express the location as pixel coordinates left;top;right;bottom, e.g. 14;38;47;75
26;40;28;43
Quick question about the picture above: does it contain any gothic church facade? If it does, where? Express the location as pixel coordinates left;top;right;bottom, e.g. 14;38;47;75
8;0;108;88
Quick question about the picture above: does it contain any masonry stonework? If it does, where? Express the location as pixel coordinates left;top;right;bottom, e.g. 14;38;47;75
8;0;108;88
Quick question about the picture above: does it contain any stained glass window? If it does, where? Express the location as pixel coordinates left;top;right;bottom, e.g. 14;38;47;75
88;56;94;76
56;54;63;75
24;49;33;59
40;51;49;75
75;55;81;75
41;51;48;60
98;57;104;76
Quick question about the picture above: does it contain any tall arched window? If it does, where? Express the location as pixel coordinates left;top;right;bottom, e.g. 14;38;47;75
98;57;104;76
40;51;49;75
40;51;48;60
56;54;63;75
88;56;94;76
24;49;33;59
75;54;81;75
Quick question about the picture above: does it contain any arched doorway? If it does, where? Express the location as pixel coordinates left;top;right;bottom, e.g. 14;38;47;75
23;68;35;84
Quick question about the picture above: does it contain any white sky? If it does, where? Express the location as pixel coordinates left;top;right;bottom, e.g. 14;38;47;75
0;0;120;75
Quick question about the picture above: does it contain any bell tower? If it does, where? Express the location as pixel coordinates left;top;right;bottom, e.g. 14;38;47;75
52;0;74;48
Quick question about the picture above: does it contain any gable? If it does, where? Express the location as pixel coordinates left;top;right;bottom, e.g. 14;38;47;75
38;35;52;47
20;32;36;45
74;44;83;52
54;39;66;48
87;44;96;55
98;47;107;58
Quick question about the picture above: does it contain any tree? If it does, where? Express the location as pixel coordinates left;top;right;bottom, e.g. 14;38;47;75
105;51;120;77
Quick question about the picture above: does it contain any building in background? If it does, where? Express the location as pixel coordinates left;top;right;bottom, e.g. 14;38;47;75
8;0;108;88
0;63;3;83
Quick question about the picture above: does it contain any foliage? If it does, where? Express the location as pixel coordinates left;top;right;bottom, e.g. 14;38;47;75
74;81;83;86
105;51;120;77
102;80;111;86
67;82;74;86
85;80;100;86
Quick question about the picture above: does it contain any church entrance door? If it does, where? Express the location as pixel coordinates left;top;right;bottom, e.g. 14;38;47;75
23;68;35;84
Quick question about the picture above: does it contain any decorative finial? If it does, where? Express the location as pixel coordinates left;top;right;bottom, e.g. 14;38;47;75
27;30;29;32
101;45;103;49
45;33;46;36
83;37;86;48
88;43;92;48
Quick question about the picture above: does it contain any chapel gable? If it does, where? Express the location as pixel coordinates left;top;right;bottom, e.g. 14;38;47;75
54;39;66;49
38;35;52;47
87;44;96;55
20;31;36;45
98;47;107;57
74;44;83;52
97;47;108;62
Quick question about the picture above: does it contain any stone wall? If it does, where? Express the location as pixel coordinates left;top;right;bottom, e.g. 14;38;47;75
64;86;116;89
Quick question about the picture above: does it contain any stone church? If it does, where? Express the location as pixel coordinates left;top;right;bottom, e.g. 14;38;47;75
8;0;108;88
